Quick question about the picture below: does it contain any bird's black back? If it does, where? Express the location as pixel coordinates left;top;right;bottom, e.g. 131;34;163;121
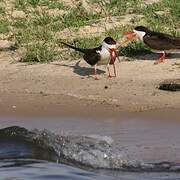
144;31;180;50
83;46;102;66
61;41;102;66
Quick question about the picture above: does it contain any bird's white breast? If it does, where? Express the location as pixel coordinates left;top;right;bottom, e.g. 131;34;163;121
96;48;111;65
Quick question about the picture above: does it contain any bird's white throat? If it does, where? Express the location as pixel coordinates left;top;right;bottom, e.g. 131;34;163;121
95;41;117;65
133;30;146;41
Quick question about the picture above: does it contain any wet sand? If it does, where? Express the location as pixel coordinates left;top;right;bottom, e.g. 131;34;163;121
0;89;180;119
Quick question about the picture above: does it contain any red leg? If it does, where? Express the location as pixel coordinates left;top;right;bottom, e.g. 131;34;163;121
115;50;121;63
93;65;99;80
107;64;112;78
113;64;117;77
154;52;166;65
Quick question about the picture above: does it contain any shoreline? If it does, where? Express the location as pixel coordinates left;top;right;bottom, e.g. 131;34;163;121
0;91;180;121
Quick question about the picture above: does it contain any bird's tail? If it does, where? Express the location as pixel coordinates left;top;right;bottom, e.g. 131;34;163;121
60;42;86;53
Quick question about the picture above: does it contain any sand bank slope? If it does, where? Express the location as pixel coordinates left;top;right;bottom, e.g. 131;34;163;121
0;51;180;115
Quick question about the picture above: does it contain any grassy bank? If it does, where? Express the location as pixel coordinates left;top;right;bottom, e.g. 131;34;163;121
0;0;179;62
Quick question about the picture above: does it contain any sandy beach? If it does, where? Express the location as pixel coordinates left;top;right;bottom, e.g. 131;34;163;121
0;50;180;117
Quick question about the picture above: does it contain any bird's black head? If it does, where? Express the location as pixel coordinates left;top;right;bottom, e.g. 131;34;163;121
134;26;150;33
103;37;116;45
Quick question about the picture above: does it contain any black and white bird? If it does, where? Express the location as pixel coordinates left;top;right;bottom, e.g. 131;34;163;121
61;37;120;80
123;26;180;64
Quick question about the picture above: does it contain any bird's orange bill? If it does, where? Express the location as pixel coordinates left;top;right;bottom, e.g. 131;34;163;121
120;32;137;45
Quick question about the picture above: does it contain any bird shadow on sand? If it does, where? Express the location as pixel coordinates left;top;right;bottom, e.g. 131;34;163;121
52;60;106;77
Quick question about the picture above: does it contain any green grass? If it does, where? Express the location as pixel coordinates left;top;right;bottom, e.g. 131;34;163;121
91;0;143;16
15;0;32;10
140;0;180;35
1;0;180;63
15;0;67;10
62;6;101;28
7;1;104;63
0;6;5;14
10;9;60;62
119;42;152;57
12;11;62;30
11;9;62;44
0;19;9;34
20;42;60;63
61;25;132;48
40;0;66;9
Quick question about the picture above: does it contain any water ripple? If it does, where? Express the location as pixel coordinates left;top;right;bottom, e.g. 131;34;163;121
0;126;180;172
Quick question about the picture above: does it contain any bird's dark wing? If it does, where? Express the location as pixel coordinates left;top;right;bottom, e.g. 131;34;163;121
83;50;101;66
82;46;102;66
144;32;180;50
93;45;102;51
171;37;180;48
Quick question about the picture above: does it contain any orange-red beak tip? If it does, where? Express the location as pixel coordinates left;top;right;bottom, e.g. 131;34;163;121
123;32;134;36
117;32;137;45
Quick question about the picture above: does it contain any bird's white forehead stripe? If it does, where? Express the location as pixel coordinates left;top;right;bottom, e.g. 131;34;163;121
133;30;145;41
102;41;116;49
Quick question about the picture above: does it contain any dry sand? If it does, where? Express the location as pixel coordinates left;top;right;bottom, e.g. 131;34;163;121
0;50;180;117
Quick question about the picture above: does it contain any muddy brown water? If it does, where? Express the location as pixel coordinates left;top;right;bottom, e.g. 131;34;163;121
0;110;180;179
